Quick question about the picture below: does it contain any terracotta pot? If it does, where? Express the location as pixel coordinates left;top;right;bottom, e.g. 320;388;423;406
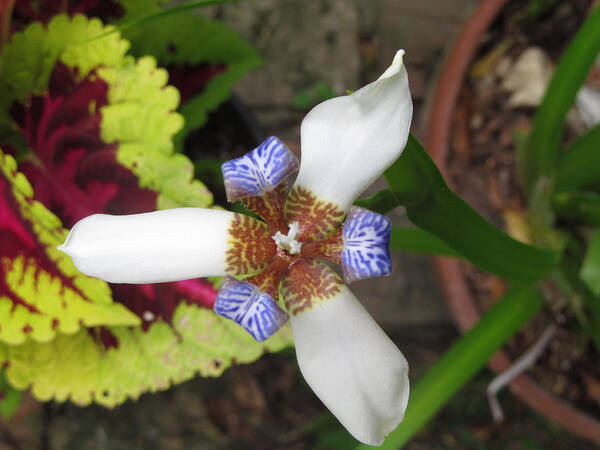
425;0;600;445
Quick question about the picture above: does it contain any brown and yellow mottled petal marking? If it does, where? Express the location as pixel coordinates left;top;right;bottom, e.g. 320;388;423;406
285;186;345;242
301;227;343;265
281;259;343;316
226;214;277;275
245;259;288;300
242;184;288;233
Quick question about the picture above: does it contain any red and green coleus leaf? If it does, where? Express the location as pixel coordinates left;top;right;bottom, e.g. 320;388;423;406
0;15;293;404
5;0;258;151
0;150;140;345
1;14;214;315
119;1;261;149
0;15;128;107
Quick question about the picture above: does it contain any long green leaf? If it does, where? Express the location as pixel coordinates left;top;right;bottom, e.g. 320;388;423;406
523;5;600;193
554;123;600;193
553;190;600;225
390;227;462;257
385;136;560;282
354;189;398;214
361;285;543;449
383;136;431;207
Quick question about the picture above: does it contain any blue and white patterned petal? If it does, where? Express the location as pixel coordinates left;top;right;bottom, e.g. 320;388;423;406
222;136;299;202
342;206;392;283
214;276;289;342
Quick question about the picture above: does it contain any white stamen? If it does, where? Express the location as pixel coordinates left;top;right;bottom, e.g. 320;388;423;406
143;311;155;322
272;221;302;255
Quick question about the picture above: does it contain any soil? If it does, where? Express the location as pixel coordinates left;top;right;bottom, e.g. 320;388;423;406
447;0;600;422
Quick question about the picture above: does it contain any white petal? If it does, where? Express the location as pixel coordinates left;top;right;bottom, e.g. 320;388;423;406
290;284;409;445
57;208;233;283
294;50;412;211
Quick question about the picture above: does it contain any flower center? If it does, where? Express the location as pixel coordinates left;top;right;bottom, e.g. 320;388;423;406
272;221;302;255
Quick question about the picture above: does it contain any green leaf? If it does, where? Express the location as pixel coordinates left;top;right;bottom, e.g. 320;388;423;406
119;2;261;150
0;303;292;407
354;189;398;214
103;0;241;38
383;136;431;207
580;230;600;297
363;285;543;449
0;151;141;345
553;190;600;226
390;227;462;257
385;135;560;282
523;5;600;194
0;369;22;420
554;124;600;193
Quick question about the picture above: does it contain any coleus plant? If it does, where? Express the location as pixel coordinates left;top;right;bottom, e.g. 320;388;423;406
0;15;291;407
10;0;261;148
59;50;413;445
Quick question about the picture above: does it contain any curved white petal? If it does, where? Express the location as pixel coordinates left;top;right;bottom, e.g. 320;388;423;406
294;50;412;211
58;208;234;283
290;284;409;445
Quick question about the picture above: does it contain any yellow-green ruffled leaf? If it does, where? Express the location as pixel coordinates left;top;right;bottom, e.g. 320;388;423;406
98;56;212;209
0;303;292;407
